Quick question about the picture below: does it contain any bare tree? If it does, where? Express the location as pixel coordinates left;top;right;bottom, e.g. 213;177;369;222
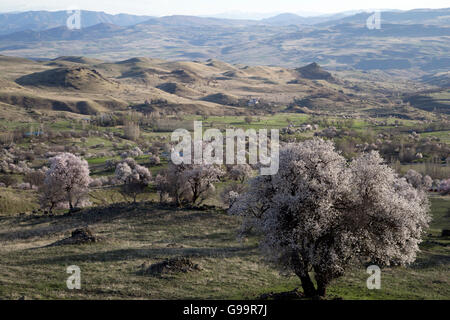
24;170;46;188
157;162;224;206
123;121;140;141
244;116;253;125
220;182;247;208
228;164;252;183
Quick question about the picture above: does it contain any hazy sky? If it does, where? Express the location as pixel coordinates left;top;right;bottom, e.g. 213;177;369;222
0;0;448;16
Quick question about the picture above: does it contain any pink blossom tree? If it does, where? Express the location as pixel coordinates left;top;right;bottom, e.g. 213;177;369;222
40;153;91;212
229;139;430;297
155;170;171;203
114;158;152;203
439;179;450;195
404;169;432;191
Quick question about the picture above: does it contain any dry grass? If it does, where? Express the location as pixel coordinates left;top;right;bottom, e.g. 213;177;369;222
0;187;39;215
0;197;448;300
0;54;419;117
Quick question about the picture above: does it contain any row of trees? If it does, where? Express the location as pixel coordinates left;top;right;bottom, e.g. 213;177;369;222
37;152;254;211
34;148;449;213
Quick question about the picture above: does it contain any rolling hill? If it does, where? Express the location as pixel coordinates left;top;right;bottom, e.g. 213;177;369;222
0;54;445;119
15;66;120;91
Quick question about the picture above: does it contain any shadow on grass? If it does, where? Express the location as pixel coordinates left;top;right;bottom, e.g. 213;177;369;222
412;253;450;269
174;231;236;243
23;244;258;266
0;202;226;241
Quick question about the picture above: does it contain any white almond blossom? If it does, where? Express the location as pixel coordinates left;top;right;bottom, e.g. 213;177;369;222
229;138;430;297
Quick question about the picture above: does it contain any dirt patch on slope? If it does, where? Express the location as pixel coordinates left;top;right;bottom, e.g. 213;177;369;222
48;228;99;246
140;257;202;276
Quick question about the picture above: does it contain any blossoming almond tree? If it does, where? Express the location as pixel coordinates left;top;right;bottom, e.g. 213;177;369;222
229;139;430;298
404;169;433;191
115;158;152;203
438;178;450;195
41;152;91;211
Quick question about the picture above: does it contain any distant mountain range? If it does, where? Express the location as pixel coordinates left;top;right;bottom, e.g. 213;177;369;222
0;7;448;35
0;10;153;35
317;8;450;26
260;12;360;26
0;8;449;73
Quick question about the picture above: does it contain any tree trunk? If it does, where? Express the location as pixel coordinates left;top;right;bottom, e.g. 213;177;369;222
299;274;317;297
316;282;327;297
291;252;317;297
191;184;199;205
176;192;182;207
313;267;329;297
67;190;73;210
192;193;199;205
